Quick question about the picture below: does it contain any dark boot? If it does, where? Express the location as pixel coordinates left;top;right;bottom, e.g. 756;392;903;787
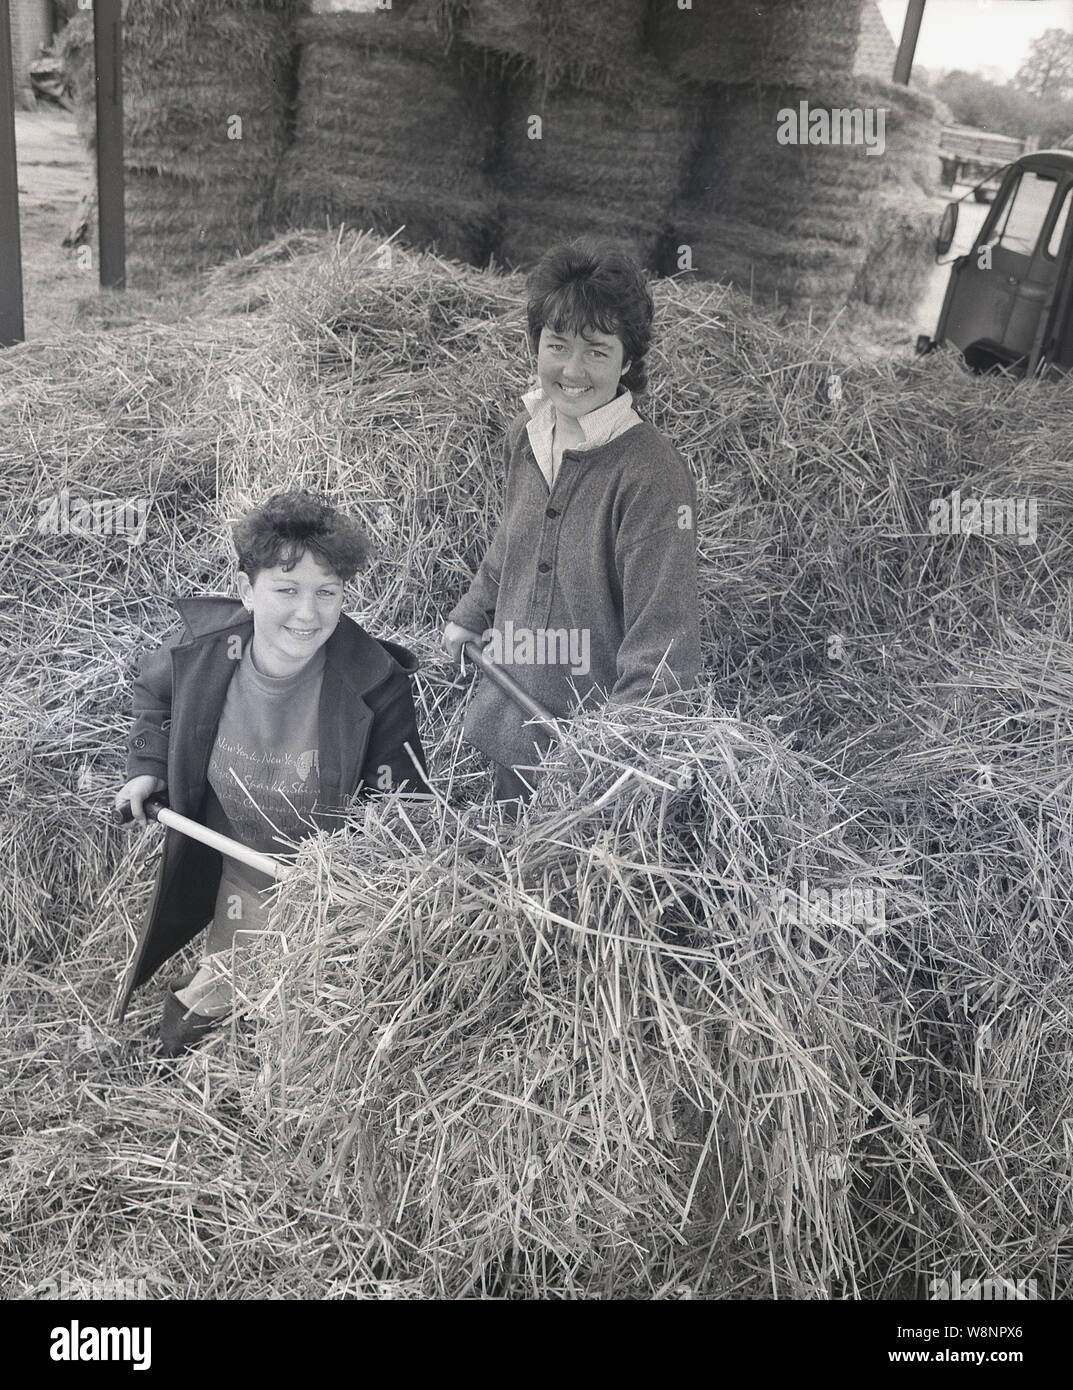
159;976;226;1057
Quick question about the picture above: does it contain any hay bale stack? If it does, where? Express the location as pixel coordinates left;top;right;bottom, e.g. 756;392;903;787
850;187;938;314
646;0;947;311
675;212;866;305
652;0;865;88
448;0;647;92
845;83;948;314
674;82;882;307
58;1;297;284
859;76;948;194
123;5;292;184
443;0;688;267
119;0;295;284
675;78;945;311
496;68;698;271
124;172;288;287
272;10;499;265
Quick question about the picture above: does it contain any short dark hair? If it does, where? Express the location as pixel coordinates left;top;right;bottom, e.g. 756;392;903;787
232;490;373;584
526;239;654;394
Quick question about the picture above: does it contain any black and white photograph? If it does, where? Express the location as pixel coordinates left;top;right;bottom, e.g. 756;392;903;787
2;0;1073;1336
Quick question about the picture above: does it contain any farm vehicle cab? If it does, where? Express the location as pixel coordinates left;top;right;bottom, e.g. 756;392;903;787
917;150;1073;377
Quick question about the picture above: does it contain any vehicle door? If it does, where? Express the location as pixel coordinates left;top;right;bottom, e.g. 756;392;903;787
945;166;1070;365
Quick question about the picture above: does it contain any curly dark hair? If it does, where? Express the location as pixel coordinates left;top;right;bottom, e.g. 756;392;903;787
526;239;655;394
232;490;373;583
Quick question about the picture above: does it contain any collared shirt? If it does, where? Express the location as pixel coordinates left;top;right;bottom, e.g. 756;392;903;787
522;384;642;489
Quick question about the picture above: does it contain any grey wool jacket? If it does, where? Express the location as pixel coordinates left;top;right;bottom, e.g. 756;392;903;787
448;410;702;769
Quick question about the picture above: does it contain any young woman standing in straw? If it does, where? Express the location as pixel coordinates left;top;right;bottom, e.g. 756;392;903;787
443;238;701;808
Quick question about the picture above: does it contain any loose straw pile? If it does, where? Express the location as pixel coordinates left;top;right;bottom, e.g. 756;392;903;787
2;231;1072;1298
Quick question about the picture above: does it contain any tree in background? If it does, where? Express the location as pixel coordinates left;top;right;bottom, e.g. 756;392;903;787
935;70;1038;136
934;63;1073;150
1014;27;1073;102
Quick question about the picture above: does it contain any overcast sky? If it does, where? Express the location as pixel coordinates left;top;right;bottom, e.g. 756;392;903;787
877;0;1073;80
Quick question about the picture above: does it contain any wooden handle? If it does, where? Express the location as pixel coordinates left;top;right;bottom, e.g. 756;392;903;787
462;640;560;739
114;797;293;882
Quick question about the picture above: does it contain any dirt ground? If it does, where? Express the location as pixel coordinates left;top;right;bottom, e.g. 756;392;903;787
13;108;97;341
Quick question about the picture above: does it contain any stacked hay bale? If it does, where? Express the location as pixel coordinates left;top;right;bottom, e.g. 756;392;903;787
122;0;295;285
848;80;949;315
656;0;943;313
673;80;880;305
859;77;947;195
57;0;941;307
652;0;863;88
58;1;296;285
272;5;500;265
850;191;943;315
494;67;698;270
451;0;648;93
658;0;867;305
450;0;697;270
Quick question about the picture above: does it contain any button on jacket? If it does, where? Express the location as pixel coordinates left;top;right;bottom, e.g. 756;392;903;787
447;410;702;770
116;596;426;1018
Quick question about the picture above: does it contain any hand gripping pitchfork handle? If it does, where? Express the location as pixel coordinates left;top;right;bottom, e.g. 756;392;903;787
112;796;294;882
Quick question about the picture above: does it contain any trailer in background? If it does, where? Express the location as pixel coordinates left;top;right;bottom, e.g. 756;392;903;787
938;124;1035;202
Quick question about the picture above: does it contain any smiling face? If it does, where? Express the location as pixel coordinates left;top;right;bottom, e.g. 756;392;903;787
237;549;345;678
536;324;631;420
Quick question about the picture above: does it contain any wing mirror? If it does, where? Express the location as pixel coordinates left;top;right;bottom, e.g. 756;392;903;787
936;202;959;258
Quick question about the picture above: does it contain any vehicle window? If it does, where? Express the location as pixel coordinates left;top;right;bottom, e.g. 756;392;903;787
1046;185;1073;259
990;171;1059;256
